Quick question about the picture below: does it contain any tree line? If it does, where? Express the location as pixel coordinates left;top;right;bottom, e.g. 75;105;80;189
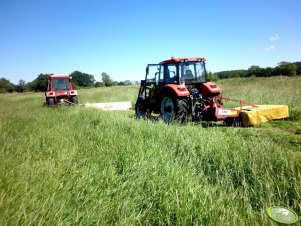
208;61;300;81
0;61;300;93
0;71;138;93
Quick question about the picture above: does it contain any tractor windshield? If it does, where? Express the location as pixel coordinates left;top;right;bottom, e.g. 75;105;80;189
53;78;70;91
179;61;206;84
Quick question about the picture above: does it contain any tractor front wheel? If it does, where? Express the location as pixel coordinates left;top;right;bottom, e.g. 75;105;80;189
47;98;55;106
135;96;149;119
71;96;78;104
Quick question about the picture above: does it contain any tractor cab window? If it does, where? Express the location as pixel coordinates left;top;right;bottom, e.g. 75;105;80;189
47;79;51;91
53;78;70;91
179;61;206;84
164;64;177;84
146;64;163;84
145;64;163;99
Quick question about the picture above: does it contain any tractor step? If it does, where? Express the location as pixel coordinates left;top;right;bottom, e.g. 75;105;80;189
237;105;289;126
80;101;132;111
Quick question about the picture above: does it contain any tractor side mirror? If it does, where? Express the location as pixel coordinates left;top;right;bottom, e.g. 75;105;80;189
146;67;149;75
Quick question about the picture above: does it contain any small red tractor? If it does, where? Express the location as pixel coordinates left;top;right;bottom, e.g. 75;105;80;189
135;57;240;125
44;74;78;106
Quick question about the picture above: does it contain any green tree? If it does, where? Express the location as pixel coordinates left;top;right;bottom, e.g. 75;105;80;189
284;62;297;76
29;74;48;91
228;73;240;78
101;72;114;86
274;62;297;76
247;65;261;77
294;62;301;75
261;67;273;77
70;71;95;87
94;81;105;87
0;77;15;93
207;71;219;82
16;79;26;93
124;80;132;85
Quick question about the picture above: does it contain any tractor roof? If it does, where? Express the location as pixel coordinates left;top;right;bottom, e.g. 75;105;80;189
160;57;206;65
48;74;71;79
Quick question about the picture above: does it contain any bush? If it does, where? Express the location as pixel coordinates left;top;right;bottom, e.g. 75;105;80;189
207;72;219;82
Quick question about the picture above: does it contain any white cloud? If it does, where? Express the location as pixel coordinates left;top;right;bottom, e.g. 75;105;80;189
269;34;280;41
263;45;276;52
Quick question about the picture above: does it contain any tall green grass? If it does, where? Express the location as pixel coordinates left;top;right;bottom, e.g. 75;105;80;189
0;77;300;225
78;86;139;106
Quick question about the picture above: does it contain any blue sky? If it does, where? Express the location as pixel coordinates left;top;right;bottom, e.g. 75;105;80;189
0;0;300;84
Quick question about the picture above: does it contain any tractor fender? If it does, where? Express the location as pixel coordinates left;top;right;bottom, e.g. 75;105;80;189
45;91;56;97
69;90;77;96
202;82;222;96
159;84;190;98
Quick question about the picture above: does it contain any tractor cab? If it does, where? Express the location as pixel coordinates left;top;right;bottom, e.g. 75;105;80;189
145;57;207;86
45;74;78;106
159;57;207;85
49;77;70;91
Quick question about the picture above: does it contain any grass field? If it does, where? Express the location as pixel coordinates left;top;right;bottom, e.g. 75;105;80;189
0;76;300;225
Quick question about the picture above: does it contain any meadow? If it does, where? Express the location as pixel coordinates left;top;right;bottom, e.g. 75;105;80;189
0;76;300;225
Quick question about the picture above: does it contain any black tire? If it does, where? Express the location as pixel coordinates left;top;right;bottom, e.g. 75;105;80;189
160;95;175;123
135;96;149;119
176;99;189;124
160;95;189;124
71;96;78;104
47;98;55;106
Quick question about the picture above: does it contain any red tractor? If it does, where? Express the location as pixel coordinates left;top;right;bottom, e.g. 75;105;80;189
135;57;240;124
45;74;78;106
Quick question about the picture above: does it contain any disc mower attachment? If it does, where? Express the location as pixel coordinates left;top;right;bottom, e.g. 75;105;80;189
238;105;289;126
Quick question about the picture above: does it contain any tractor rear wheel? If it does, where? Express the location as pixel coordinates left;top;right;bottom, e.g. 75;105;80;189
135;96;149;119
176;99;189;123
161;96;175;123
160;95;189;123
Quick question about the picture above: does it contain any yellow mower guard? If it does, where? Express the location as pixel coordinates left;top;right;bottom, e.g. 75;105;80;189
237;105;289;126
222;97;289;126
